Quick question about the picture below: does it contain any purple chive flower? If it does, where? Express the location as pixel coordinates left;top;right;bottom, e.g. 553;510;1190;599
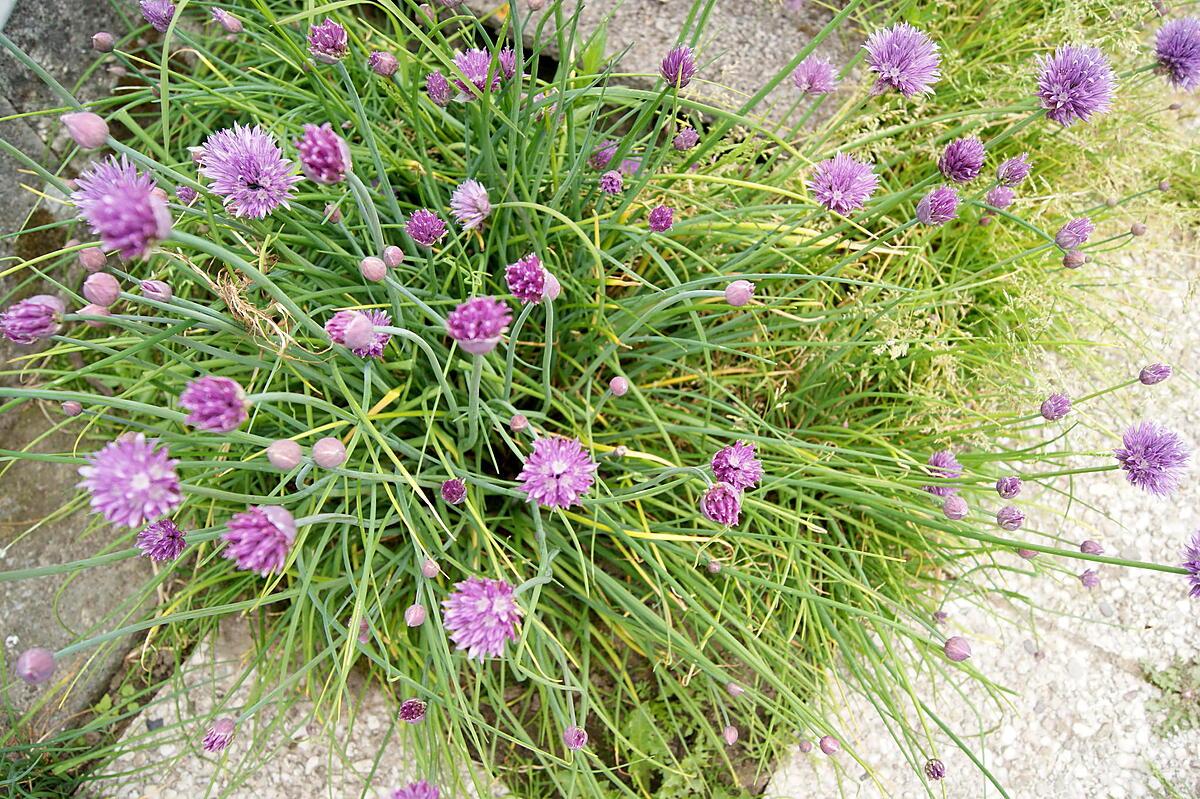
648;205;674;232
308;18;348;64
599;170;624;194
211;9;242;34
176;185;198;205
792;56;839;95
449;179;491;229
72;155;171;259
1080;539;1105;555
180;376;248;433
1114;421;1190;496
996;505;1025;531
995;476;1022;499
15;648;56;685
588;140;618;170
325;309;391;358
1040;392;1071;421
399;698;427;723
136;519;186;561
673;127;699;151
506;254;551;304
406;209;447;247
660;45;697;88
938;137;986;183
296;123;352;185
808;153;878;214
943;636;971;662
916;186;959;225
453;48;506;95
1156;18;1200;90
864;23;941;96
222;505;296;575
368;51;399;77
700;482;741;526
1036;45;1115;126
1055;217;1094;250
1;295;64;344
563;725;588;751
202;718;236;753
725;280;755;307
78;433;181;527
985;185;1015;211
997;153;1032;186
140;0;176;33
517;436;597;508
923;450;963;496
1139;363;1172;385
1181;530;1200;598
925;759;946;781
441;478;466;504
197;124;301;219
442;577;522;659
819;736;840;755
446;296;512;355
1079;568;1101;589
710;441;763;491
942;495;967;520
425;71;453;106
392;780;440;799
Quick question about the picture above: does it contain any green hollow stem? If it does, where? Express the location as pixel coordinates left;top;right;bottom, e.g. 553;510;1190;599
461;356;484;450
337;61;403;223
347;171;386;255
374;325;461;417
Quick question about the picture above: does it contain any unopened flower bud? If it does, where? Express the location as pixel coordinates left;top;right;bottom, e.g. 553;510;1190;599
92;31;115;52
1062;250;1086;269
943;635;971;662
369;51;399;77
15;647;56;684
78;247;107;272
1079;568;1100;589
1138;363;1172;385
82;272;120;307
140;279;172;302
798;740;813;753
61;112;109;150
421;557;440;578
722;725;739;746
1079;539;1104;555
267;439;303;470
543;271;562;301
312;436;347;469
725;279;754;307
1016;548;1038;560
819;735;840;755
1159;179;1171;192
404;603;427;626
382;245;405;267
706;559;722;574
942;495;967;520
510;414;528;432
62;400;83;417
359;256;387;282
324;203;343;224
80;303;111;327
725;681;744;697
609;376;629;396
1130;222;1147;236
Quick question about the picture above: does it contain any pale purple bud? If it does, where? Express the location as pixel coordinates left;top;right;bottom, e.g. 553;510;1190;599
82;273;120;307
722;725;739;746
996;505;1024;531
543;271;562;301
943;636;971;662
61;112;109;150
609;376;629;396
359;256;387;282
510;414;528;432
78;247;107;272
1079;568;1100;589
1079;539;1104;555
80;303;112;327
140;279;172;302
404;603;427;626
1017;548;1038;560
1139;363;1172;385
798;740;813;753
324;203;343;223
819;736;840;755
62;400;83;417
1159;179;1171;192
382;245;405;267
942;495;967;520
725;681;744;697
368;51;399;77
211;9;243;34
15;647;56;684
933;610;948;625
995;476;1022;499
267;439;303;471
563;725;588;750
358;619;370;643
421;557;440;578
1130;222;1147;237
924;759;946;781
342;311;377;351
1062;250;1087;269
312;436;347;469
706;559;722;574
725;279;755;307
92;32;115;52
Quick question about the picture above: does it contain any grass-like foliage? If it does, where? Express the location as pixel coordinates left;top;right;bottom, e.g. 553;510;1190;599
0;0;1196;797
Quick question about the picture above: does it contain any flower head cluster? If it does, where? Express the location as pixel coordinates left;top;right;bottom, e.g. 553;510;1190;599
588;140;618;170
985;185;1015;211
180;376;248;433
308;18;348;63
1140;363;1172;385
563;726;588;751
1181;530;1200;598
673;128;699;151
222;505;296;575
792;56;838;95
72;155;172;259
446;296;512;355
392;780;440;799
407;209;446;247
425;72;452;106
997;153;1032;186
197;124;301;219
517;436;597;508
938;137;985;183
399;698;427;723
700;482;741;526
648;205;674;232
1;295;64;344
326;309;391;358
1040;392;1071;421
660;45;697;88
453;48;511;96
864;23;941;96
808;153;878;214
917;186;959;225
441;478;466;504
599;170;624;194
506;254;550;304
1155;18;1200;91
995;476;1022;499
442;577;522;659
996;506;1024;531
78;434;182;528
923;450;962;496
296;123;351;184
1055;217;1094;250
710;441;763;491
1036;45;1115;126
369;51;399;77
140;0;175;33
202;718;236;753
450;179;491;229
1114;421;1189;496
136;519;186;561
